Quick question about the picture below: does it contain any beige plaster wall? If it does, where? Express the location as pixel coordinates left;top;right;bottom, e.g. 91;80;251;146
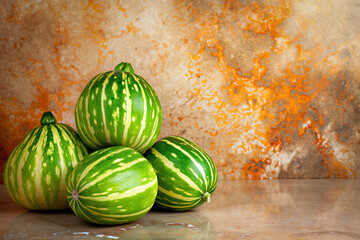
1;0;360;181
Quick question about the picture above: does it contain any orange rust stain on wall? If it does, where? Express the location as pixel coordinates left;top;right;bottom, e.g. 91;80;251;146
180;0;357;179
181;0;292;179
0;59;78;153
299;121;356;178
84;0;110;12
82;0;138;66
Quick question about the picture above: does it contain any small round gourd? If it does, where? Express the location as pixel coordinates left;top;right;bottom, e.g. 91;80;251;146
144;135;218;211
75;62;162;153
3;112;90;210
66;146;158;225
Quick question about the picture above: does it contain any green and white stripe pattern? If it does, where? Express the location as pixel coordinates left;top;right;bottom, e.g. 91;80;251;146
144;136;218;211
66;146;158;225
3;112;90;210
75;62;162;153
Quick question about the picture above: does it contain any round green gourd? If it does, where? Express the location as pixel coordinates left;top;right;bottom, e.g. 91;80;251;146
144;135;218;211
75;62;162;153
66;146;158;225
3;111;90;210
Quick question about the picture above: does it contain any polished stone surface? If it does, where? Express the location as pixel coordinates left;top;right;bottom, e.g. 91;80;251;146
1;179;359;239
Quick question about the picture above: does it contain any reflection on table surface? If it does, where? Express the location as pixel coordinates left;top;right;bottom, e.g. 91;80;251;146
1;179;359;239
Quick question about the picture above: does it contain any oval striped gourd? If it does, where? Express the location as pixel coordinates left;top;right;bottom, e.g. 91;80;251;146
75;62;162;153
3;112;90;210
66;146;158;225
144;135;218;211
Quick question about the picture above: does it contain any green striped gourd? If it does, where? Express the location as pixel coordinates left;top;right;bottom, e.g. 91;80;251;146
66;146;158;225
75;62;162;153
144;135;218;211
3;112;90;210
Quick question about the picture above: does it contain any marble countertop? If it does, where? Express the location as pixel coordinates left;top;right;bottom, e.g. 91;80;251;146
1;179;359;239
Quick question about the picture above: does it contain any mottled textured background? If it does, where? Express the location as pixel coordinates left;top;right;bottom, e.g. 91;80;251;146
1;0;359;181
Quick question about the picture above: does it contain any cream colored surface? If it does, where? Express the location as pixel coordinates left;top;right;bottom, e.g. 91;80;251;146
1;179;359;239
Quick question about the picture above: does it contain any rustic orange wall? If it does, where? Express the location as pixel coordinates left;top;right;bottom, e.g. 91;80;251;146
1;0;360;181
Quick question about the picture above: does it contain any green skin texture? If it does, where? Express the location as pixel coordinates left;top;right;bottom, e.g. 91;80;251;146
75;62;162;154
3;112;90;210
144;135;218;211
66;146;158;225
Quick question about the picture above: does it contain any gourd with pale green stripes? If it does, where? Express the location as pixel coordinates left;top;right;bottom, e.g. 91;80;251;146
66;146;158;225
144;135;218;211
3;112;90;210
75;62;162;153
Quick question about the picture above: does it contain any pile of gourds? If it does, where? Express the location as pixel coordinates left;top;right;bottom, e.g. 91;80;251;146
4;62;218;225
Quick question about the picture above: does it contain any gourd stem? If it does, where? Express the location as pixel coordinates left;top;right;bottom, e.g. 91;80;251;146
115;62;134;73
40;111;57;125
202;192;211;203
